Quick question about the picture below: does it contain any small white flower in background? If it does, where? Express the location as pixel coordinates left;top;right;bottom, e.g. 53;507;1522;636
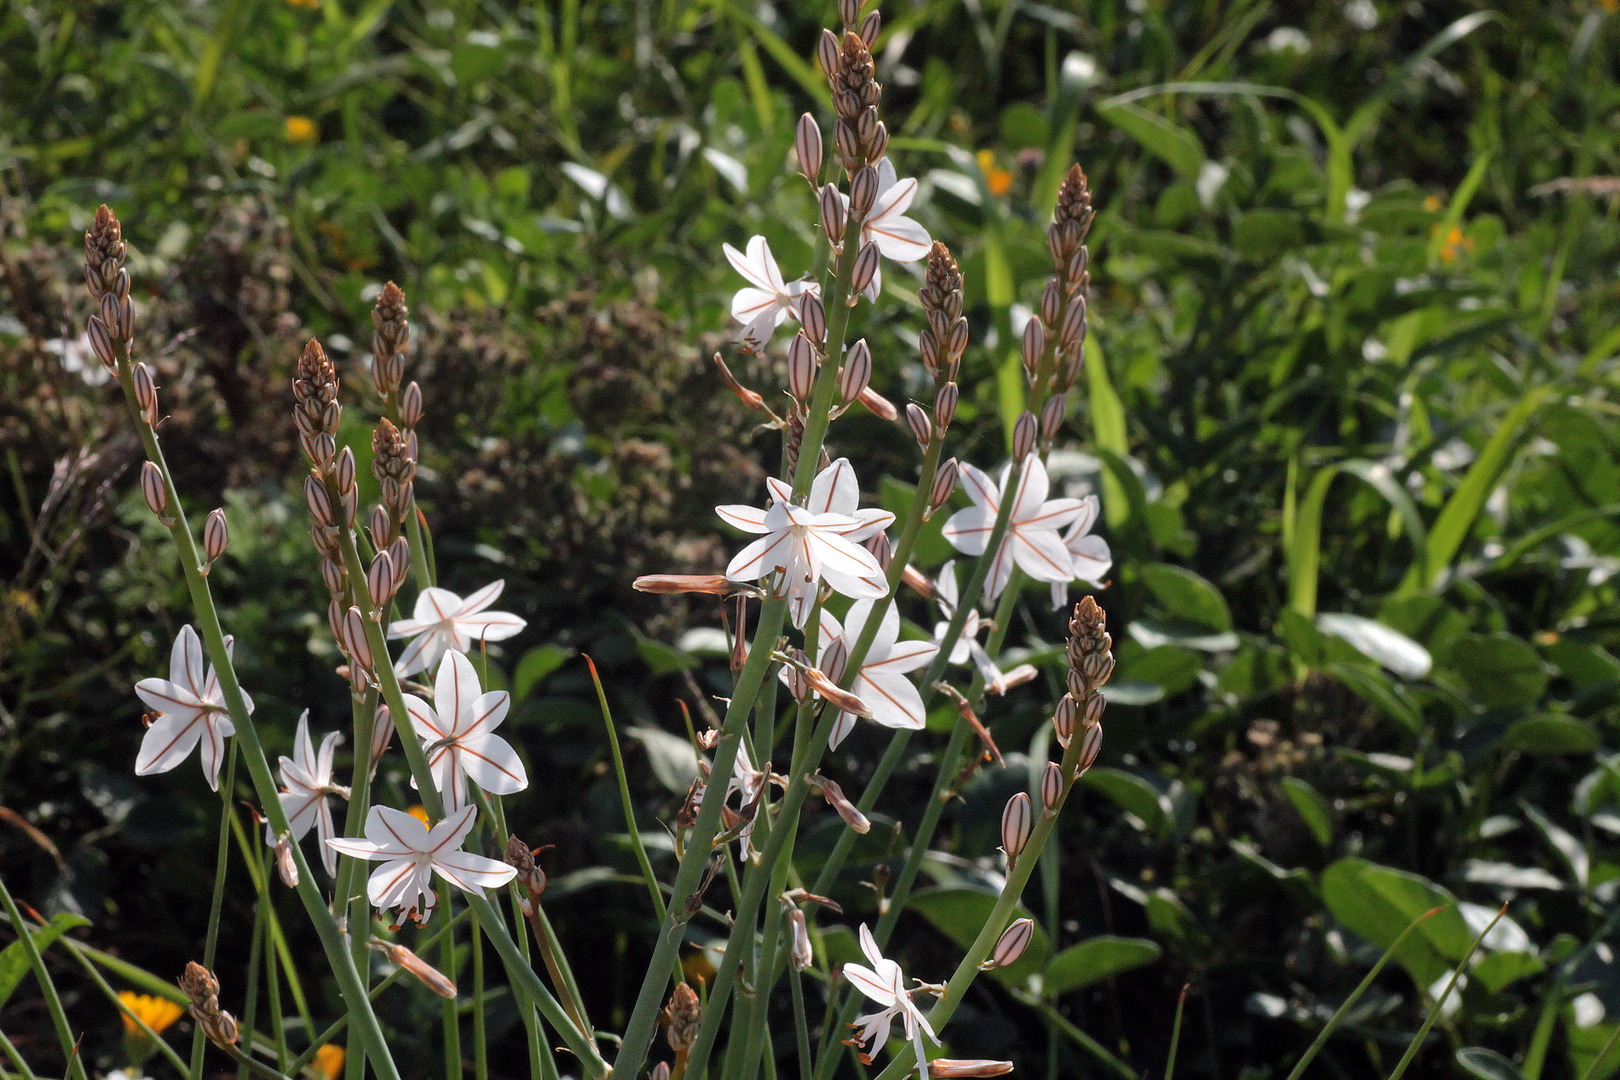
1049;494;1112;610
723;235;820;353
795;599;938;749
843;924;939;1080
719;458;894;628
134;625;252;790
387;580;526;678
720;739;777;860
401;650;527;815
941;456;1084;602
843;159;932;301
932;560;1013;691
326;804;516;928
44;333;111;386
264;711;348;876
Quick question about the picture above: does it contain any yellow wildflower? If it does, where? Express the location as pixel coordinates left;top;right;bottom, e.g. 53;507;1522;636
118;991;183;1035
1423;195;1442;212
315;1044;346;1080
286;116;318;144
406;804;431;826
975;149;1014;198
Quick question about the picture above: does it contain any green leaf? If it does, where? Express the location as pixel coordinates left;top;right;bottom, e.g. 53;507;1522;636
1086;339;1130;528
1096;101;1204;179
1324;664;1424;732
626;727;699;794
514;645;573;701
910;889;1048;988
1280;778;1333;846
1455;1048;1524;1080
1316;614;1432;680
1448;633;1548;708
0;912;90;1010
1232;209;1304;262
1044;936;1162;997
1082;768;1171;837
1501;716;1600;755
1470;952;1544;995
1320;858;1471;987
1140;564;1231;632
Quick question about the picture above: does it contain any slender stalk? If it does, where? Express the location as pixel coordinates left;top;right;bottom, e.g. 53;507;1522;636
1165;984;1189;1080
239;896;265;1080
440;882;463;1079
0;1028;38;1080
1033;999;1136;1080
486;797;560;1080
191;747;240;1080
789;959;815;1080
0;872;89;1080
226;811;316;1038
265;891;288;1072
474;914;489;1080
62;932;191;1077
1384;907;1505;1080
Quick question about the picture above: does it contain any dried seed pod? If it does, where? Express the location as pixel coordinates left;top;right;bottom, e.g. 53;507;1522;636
788;907;814;970
275;836;299;888
851;242;881;298
87;316;117;370
982;918;1035;970
1021;317;1047;380
400;381;424;428
633;574;734;595
934;381;958;431
1012;411;1038;461
865;530;891;572
820;183;847;245
1001;792;1032;860
376;942;457;999
368;550;396;608
343;606;374;672
664;983;702;1054
1052;694;1077;749
928;458;959;518
818;28;842;78
305;475;333;527
335;446;357;496
849;165;879;218
203;508;229;564
906;403;932;448
788;333;817;401
1041;761;1064;816
840;339;872;404
730;594;749;675
1041;395;1065;441
140;461;168;519
132;362;158;424
929;1061;1015;1078
796;113;823;181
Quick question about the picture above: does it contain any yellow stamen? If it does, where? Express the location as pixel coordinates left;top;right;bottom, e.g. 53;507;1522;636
406;804;431;826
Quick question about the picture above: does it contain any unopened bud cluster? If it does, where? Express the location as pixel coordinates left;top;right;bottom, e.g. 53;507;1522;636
84;205;131;374
504;835;549;896
1052;594;1111;777
179;962;238;1048
664;982;702;1058
1024;166;1096;420
821;24;886;178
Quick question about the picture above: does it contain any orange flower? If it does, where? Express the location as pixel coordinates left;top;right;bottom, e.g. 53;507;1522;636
975;149;1014;197
315;1044;346;1080
406;804;431;826
118;991;183;1036
286;116;318;143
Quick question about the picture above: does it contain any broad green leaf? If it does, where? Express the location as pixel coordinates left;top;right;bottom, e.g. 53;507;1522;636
1086;340;1130;527
1316;614;1432;679
514;645;573;701
0;912;90;1010
1232;209;1303;262
1448;633;1548;708
1469;953;1544;995
1280;778;1333;846
1141;564;1230;632
1325;664;1424;731
1044;936;1162;997
1501;716;1600;755
626;727;699;794
1320;858;1472;987
1082;768;1170;837
910;889;1048;988
1096;101;1204;178
1456;1048;1524;1080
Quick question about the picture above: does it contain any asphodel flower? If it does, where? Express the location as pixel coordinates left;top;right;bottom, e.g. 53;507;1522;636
386;580;527;677
263;711;349;876
326;804;517;927
723;235;821;353
719;458;893;628
931;560;1020;693
840;159;932;301
843;924;939;1080
1048;494;1111;609
941;457;1085;601
134;625;252;790
401;650;527;815
794;600;938;749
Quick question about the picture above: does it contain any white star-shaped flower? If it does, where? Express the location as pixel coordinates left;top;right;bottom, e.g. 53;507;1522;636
931;559;1012;689
843;924;939;1080
941;457;1084;601
326;804;516;928
842;159;931;301
723;236;819;353
387;580;526;678
796;600;938;750
719;458;894;628
400;650;527;815
264;711;349;876
1049;494;1112;609
134;625;252;791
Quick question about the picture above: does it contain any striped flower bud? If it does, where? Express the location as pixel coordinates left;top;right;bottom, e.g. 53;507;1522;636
851;242;881;299
799;292;828;347
387;537;410;580
132;362;158;424
858;9;880;45
1060;293;1088;348
982;917;1035;970
1084;688;1106;727
1012;411;1038;461
1076;722;1103;776
651;1065;671;1080
865;530;891;572
858;386;898;421
840;339;872;404
867;121;889;164
368;550;396;608
1021;317;1046;380
929;1061;1015;1078
400;381;424;428
335;446;357;495
788;907;814;970
275;836;299;888
633;574;734;595
203;508;229;564
927;458;959;518
1041;280;1063;330
343;606;374;672
835;119;860;172
818;28;841;78
339;487;358;529
376;942;457;999
934;381;958;431
101;292;132;341
87;316;117;370
784;649;812;702
788;333;816;401
820;183;847;245
1052;694;1076;749
849;165;879;218
1041;395;1065;441
838;0;861;27
820;635;850;685
369;504;392;548
1041;761;1064;817
796;113;823;181
918;328;940;375
328;599;346;648
321;557;345;596
305;475;333;527
946;317;970;365
906;403;932;448
140;461;168;519
813;775;870;834
1001;792;1032;860
369;704;394;777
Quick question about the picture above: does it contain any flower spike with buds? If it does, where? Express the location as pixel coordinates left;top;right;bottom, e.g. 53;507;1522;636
327;804;517;928
942;457;1086;601
400;650;528;815
264;711;349;876
724;236;821;353
843;924;939;1080
387;580;527;677
134;626;251;790
1049;494;1112;609
180;963;238;1049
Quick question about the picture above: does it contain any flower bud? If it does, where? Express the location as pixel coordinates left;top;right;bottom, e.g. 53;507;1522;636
101;291;133;341
340;487;358;529
929;1060;1015;1077
203;508;229;564
321;557;346;596
714;353;767;411
788;333;817;401
788;908;814;970
858;387;898;421
865;530;891;572
368;550;396;608
400;381;424;428
377;942;457;999
813;775;870;834
1012;411;1038;461
1001;792;1032;860
132;362;158;424
343;606;374;672
1060;293;1088;348
820;184;847;245
784;648;812;702
1021;317;1047;380
918;328;940;375
1041;280;1063;330
820;635;850;685
305;474;333;527
859;9;880;46
504;835;549;895
1076;721;1103;776
850;166;879;218
370;504;393;548
1052;694;1076;749
633;574;734;595
807;666;870;717
946;317;970;364
818;27;842;77
838;0;861;27
799;292;827;347
651;1065;671;1080
835;118;861;171
796;114;823;181
87;315;117;370
934;381;958;431
1041;761;1064;816
275;836;299;888
851;242;881;299
906;403;932;448
1067;247;1090;293
982;917;1035;970
335;445;356;495
369;704;394;777
665;983;703;1054
840;339;872;404
867;121;889;164
1041;395;1065;441
140;461;168;519
928;458;958;518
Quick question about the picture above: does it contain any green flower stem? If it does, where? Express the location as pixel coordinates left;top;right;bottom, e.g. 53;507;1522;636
226;811;316;1038
0;873;88;1080
239;895;264;1080
379;397;437;594
59;928;192;1077
0;1028;38;1080
738;848;795;1080
789;960;814;1080
323;504;607;1078
109;347;404;1080
440;882;462;1079
191;746;241;1080
485;796;562;1080
265;884;288;1071
473;914;489;1080
337;685;378;1080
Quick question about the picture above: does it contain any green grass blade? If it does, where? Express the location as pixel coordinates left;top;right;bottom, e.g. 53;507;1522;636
1386;905;1506;1080
1165;984;1189;1080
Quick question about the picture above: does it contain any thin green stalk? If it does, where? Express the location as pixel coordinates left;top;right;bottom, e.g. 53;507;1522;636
341;685;378;1080
586;655;672;929
1033;999;1137;1080
789;959;814;1080
1165;985;1189;1080
739;849;796;1079
60;933;191;1077
227;811;316;1038
486;798;559;1080
1577;1024;1620;1080
265;886;288;1072
191;748;240;1080
1385;906;1504;1080
0;872;89;1080
0;1029;38;1080
239;896;265;1080
474;914;488;1080
440;882;462;1080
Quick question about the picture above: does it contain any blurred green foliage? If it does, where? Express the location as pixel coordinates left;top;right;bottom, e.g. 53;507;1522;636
4;0;1620;1078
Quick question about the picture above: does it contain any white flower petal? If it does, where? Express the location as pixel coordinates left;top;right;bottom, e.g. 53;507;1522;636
1011;528;1078;583
810;458;860;517
134;712;205;776
435;652;483;736
459;733;528;796
716;504;772;534
434;850;519;895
